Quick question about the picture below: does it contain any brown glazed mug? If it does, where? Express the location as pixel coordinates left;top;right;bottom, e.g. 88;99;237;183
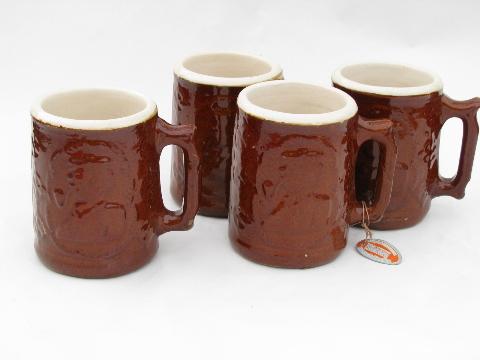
332;63;480;230
31;89;199;278
171;52;283;217
229;81;398;268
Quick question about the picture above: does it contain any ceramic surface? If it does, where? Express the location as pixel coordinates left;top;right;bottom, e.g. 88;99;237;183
228;81;397;268
333;63;480;229
171;52;282;217
32;89;199;278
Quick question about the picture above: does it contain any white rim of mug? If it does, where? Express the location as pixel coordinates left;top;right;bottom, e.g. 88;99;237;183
30;88;157;130
332;62;443;96
174;51;283;87
237;80;358;126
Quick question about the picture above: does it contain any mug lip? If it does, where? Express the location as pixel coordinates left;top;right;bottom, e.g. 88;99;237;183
331;62;443;96
237;80;358;126
30;88;157;130
174;51;283;87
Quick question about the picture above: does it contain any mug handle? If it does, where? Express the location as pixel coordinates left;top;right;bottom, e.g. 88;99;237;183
155;117;200;234
347;117;398;225
430;95;480;198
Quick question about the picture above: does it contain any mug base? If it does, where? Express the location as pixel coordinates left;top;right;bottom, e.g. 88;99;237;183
35;238;159;279
231;239;342;269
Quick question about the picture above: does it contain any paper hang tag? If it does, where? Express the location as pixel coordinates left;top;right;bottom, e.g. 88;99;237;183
356;238;402;265
355;202;402;265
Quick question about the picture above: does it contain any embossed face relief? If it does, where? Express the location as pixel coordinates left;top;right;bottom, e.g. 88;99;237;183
31;89;157;130
229;82;398;268
333;64;479;230
332;63;443;96
237;81;358;125
174;52;283;87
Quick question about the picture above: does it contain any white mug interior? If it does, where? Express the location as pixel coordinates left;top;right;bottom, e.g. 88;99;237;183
30;88;157;130
237;81;358;125
174;52;282;87
332;63;443;96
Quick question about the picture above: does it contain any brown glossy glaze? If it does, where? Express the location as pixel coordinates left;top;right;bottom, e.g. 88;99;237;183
334;85;480;230
228;112;397;268
171;74;282;217
171;76;241;217
32;116;199;278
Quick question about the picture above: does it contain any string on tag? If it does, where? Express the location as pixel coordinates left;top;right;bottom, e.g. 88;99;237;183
355;201;402;265
361;201;373;240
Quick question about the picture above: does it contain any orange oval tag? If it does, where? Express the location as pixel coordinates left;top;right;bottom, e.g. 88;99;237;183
356;239;401;265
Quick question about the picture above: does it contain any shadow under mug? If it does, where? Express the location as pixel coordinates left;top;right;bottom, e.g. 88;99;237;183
228;81;398;268
333;63;480;230
31;89;199;278
171;52;283;217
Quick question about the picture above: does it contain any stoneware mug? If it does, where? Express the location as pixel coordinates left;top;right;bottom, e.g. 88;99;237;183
31;89;200;278
228;81;398;268
171;52;283;217
332;63;480;230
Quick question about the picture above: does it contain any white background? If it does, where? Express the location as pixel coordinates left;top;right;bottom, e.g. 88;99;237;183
1;0;479;359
